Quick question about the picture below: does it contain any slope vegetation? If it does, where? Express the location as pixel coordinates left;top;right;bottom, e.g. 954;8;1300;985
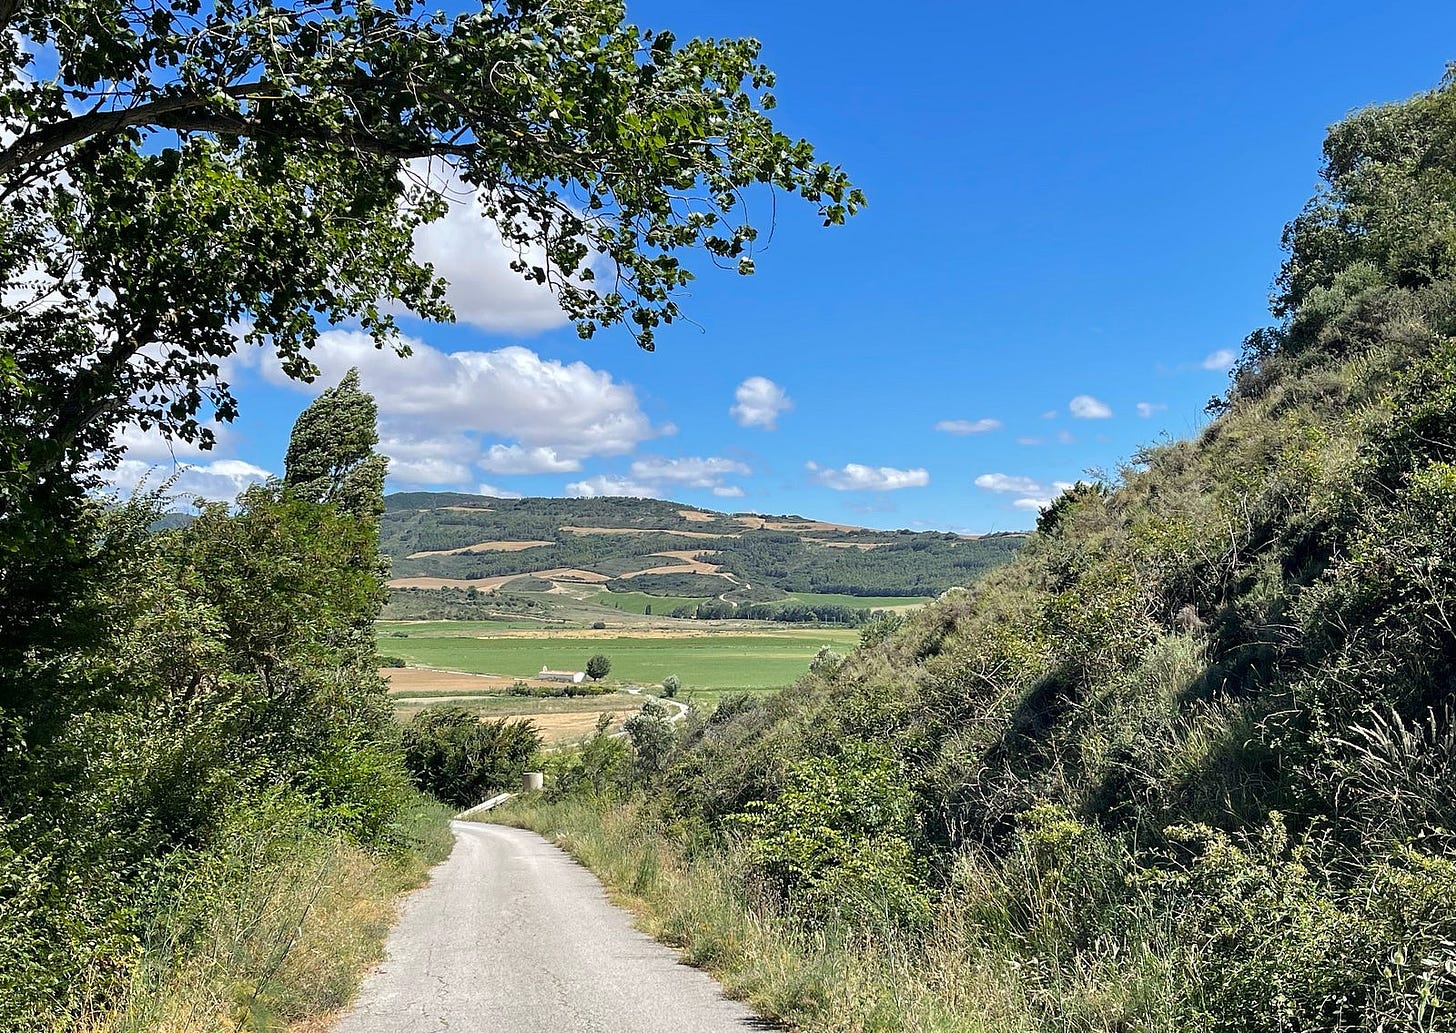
380;493;1024;607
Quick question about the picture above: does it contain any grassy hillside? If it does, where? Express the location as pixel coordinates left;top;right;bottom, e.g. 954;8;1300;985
379;493;1024;605
501;70;1456;1032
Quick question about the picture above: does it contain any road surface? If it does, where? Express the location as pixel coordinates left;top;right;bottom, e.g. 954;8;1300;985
335;821;771;1032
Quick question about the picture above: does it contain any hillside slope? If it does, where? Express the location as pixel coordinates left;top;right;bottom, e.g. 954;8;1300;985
572;70;1456;1032
380;493;1024;604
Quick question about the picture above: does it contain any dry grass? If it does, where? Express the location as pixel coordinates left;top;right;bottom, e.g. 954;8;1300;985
677;509;716;523
405;540;552;559
559;525;737;539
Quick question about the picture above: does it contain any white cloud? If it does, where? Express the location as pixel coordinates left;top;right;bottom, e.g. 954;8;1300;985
1202;348;1237;371
477;482;524;499
976;473;1074;507
713;485;746;498
935;418;1002;435
807;461;930;492
405;160;581;335
262;332;662;487
1069;395;1113;419
630;455;751;490
565;474;659;498
1136;401;1168;418
109;458;273;502
730;376;793;430
1057;429;1076;445
1042;410;1059;420
1017;436;1043;446
975;473;1045;495
115;422;230;462
479;444;581;474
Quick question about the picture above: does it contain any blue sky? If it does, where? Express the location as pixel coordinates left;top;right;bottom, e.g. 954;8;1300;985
116;1;1456;531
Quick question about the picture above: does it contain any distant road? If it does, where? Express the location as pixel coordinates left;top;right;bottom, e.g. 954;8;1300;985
335;822;766;1032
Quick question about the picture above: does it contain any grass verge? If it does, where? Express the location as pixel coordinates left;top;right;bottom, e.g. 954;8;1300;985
486;796;1057;1033
77;794;454;1033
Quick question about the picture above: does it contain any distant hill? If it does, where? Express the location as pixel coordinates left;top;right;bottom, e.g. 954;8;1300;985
380;493;1025;609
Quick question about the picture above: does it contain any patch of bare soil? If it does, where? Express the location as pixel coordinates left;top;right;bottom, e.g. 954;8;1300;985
733;515;868;533
819;540;888;550
558;525;736;539
406;540;552;559
386;575;521;591
381;668;524;693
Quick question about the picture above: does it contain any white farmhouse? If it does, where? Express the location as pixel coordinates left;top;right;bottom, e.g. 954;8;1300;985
538;666;586;684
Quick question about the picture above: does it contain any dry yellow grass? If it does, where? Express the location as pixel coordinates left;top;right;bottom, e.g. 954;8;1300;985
820;540;887;550
381;668;526;693
386;575;522;590
676;509;716;523
732;515;867;533
405;540;552;559
559;525;736;539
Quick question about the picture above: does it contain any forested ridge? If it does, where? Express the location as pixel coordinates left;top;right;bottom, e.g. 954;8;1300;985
507;69;1456;1032
381;493;1025;598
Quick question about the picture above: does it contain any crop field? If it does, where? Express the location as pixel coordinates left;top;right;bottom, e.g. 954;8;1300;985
585;589;711;615
377;625;860;691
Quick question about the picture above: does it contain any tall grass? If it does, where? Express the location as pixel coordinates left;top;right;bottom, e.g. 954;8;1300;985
488;796;1183;1033
64;795;453;1033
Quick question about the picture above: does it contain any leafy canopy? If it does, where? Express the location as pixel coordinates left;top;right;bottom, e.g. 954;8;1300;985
0;0;862;488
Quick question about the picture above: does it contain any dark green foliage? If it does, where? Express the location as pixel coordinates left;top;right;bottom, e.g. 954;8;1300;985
284;369;388;521
401;707;542;808
0;378;412;1028
586;654;613;681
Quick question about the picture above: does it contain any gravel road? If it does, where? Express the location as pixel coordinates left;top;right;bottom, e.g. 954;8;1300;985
335;821;771;1032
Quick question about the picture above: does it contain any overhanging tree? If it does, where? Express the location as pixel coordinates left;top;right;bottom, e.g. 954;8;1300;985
0;0;862;704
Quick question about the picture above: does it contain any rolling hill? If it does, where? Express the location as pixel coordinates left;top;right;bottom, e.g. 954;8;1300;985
380;493;1025;621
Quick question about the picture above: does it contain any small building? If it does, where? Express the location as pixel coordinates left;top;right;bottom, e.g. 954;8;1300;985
538;666;586;684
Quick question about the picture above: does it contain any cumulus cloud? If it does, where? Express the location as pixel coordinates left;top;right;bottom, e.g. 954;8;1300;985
405;160;581;335
479;444;581;474
976;472;1073;513
1069;395;1113;419
115;422;230;462
565;474;659;498
109;458;273;502
1136;401;1168;418
807;461;930;492
1202;348;1237;371
934;418;1002;435
730;376;793;430
477;482;524;499
262;331;662;487
630;455;751;490
713;485;746;498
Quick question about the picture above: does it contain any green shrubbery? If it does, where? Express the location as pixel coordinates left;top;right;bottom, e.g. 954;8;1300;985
0;377;450;1029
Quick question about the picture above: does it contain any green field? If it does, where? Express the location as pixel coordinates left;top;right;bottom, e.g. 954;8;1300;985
785;591;934;609
378;626;860;691
585;590;711;615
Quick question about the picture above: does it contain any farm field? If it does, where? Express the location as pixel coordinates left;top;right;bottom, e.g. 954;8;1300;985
584;589;712;615
381;667;641;741
377;625;861;691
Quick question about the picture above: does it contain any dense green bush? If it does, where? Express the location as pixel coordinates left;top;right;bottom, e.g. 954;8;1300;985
401;706;542;808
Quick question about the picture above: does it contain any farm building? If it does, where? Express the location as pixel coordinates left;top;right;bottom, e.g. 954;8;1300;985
538;666;586;684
